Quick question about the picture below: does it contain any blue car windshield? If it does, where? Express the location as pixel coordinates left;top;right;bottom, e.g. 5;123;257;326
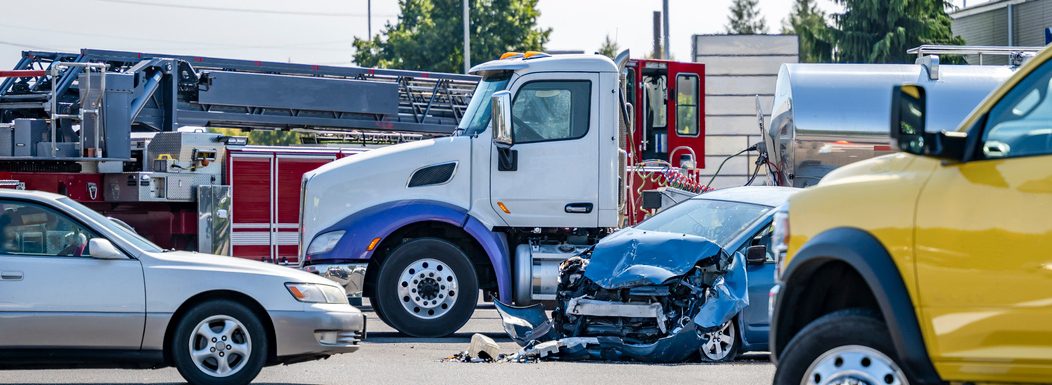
458;72;512;136
634;198;772;247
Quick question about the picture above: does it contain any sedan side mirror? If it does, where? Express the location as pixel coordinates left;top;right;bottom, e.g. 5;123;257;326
890;84;967;161
89;238;125;260
746;245;767;265
491;90;513;147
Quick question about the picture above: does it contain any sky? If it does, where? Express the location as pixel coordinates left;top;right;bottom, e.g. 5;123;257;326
0;0;988;71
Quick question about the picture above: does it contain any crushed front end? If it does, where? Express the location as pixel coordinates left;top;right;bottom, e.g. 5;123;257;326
495;228;749;362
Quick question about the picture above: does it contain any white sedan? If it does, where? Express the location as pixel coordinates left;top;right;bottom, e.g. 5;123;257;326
0;190;365;385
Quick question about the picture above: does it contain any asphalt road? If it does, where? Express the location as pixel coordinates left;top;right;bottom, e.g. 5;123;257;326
0;304;776;385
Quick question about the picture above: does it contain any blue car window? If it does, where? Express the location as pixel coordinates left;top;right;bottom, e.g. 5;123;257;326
635;199;772;247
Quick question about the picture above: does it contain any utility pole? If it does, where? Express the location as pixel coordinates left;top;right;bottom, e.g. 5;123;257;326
464;0;471;73
652;11;662;59
662;0;670;60
367;0;372;40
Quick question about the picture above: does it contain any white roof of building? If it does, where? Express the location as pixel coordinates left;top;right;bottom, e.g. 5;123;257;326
469;53;618;75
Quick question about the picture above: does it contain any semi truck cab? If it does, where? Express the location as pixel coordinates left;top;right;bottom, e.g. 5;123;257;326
299;52;625;337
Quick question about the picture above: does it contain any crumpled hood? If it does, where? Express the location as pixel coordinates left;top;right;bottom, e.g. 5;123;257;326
584;227;727;289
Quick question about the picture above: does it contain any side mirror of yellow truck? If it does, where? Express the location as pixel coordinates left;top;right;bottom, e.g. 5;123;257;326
890;84;968;161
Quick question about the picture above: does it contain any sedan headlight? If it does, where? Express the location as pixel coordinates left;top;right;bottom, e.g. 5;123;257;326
286;283;349;304
771;204;790;281
306;230;345;255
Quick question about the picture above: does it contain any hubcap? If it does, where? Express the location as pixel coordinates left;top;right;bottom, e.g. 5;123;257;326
700;320;735;360
802;345;908;385
397;258;459;320
189;315;252;378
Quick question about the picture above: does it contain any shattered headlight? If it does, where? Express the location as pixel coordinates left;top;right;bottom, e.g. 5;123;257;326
772;204;790;281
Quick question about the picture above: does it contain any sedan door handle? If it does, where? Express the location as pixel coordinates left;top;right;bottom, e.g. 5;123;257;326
0;271;23;281
564;203;593;214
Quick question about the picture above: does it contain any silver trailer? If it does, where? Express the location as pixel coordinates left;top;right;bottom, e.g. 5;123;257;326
761;46;1039;187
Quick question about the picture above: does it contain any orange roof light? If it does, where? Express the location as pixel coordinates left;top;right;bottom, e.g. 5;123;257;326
523;51;551;59
500;52;524;60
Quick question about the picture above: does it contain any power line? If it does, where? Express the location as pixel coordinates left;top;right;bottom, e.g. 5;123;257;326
0;23;356;52
95;0;396;18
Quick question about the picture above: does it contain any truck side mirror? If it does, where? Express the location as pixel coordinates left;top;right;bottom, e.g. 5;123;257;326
890;84;967;161
491;90;513;147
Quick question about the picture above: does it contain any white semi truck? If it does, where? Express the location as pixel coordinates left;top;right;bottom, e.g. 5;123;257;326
299;51;708;337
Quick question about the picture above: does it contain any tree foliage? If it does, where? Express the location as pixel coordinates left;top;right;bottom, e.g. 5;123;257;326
785;0;833;63
353;0;551;73
598;34;620;59
791;0;964;64
726;0;768;35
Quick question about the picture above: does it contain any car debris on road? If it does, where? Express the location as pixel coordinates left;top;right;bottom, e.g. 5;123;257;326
491;228;749;363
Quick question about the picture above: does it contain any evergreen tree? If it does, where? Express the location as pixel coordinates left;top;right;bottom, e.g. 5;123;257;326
726;0;768;35
833;0;962;63
786;0;833;63
598;34;620;59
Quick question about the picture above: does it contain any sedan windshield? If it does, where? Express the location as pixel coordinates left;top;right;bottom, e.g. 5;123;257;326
458;72;512;136
634;198;772;247
58;198;163;253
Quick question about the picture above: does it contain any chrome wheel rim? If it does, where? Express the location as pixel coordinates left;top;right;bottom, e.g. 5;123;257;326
700;320;735;361
397;258;459;320
802;345;908;385
189;315;252;378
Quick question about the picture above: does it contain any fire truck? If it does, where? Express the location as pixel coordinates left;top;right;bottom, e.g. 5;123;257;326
298;50;708;337
0;49;478;263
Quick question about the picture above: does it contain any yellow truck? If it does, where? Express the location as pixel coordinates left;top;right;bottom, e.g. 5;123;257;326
769;46;1052;384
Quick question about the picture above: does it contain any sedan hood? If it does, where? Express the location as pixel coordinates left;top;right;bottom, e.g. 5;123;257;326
584;228;727;289
146;251;334;285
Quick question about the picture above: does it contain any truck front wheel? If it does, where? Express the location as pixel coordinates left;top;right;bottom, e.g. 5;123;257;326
774;308;912;385
373;238;478;337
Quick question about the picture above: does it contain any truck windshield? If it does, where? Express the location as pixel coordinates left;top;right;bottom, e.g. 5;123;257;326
58;197;164;253
459;72;512;136
634;198;771;247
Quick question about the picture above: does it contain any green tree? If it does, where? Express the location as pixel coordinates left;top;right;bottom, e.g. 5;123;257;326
726;0;768;34
598;34;620;59
833;0;962;63
353;0;551;73
784;0;833;63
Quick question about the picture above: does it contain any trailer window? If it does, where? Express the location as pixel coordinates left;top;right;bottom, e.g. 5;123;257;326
643;75;667;129
511;80;591;144
676;74;699;136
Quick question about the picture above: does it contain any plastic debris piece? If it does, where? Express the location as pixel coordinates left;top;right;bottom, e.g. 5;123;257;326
467;333;501;361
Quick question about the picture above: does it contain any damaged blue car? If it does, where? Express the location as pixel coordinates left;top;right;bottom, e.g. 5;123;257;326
494;186;799;363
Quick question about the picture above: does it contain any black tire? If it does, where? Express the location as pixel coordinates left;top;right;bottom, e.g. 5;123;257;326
773;308;914;385
373;237;478;337
699;318;741;363
171;300;268;385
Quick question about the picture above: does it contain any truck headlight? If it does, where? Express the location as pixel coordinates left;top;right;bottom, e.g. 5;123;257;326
771;204;790;281
286;283;348;304
306;230;345;255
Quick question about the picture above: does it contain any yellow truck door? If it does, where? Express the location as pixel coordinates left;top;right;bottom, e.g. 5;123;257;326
914;58;1052;383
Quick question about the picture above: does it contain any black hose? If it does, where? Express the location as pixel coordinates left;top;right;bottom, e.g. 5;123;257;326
704;144;756;191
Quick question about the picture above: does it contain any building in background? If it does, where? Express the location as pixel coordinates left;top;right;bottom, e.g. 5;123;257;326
691;34;798;188
952;0;1052;64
